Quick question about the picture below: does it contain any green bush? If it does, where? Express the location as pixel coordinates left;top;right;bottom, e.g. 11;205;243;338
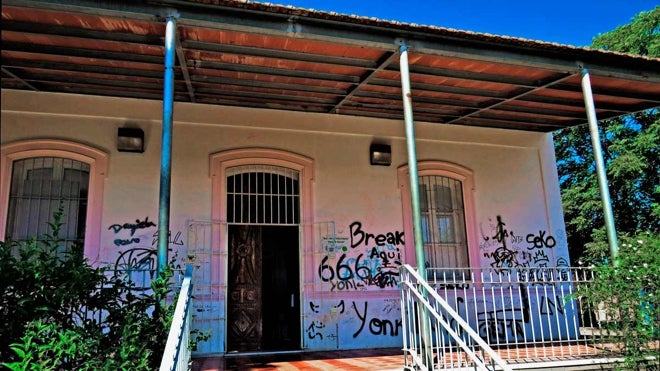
580;231;660;370
0;207;178;370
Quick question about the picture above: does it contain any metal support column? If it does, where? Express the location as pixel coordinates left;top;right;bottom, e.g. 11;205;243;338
399;42;433;368
399;43;427;279
157;16;176;275
580;68;619;264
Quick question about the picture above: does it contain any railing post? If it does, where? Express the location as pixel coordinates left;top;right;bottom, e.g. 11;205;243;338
159;265;194;371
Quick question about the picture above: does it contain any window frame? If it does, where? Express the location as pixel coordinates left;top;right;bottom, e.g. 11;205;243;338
398;161;479;269
1;139;108;262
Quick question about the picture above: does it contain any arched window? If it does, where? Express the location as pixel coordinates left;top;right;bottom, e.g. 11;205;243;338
225;165;301;225
398;161;478;270
0;140;108;261
210;148;313;225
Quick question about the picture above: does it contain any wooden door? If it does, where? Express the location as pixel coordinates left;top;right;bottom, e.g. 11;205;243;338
227;225;262;351
261;226;300;350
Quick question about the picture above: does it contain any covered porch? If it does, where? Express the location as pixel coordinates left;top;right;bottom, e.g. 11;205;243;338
2;1;659;370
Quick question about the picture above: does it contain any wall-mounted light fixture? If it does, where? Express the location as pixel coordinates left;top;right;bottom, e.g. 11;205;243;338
117;127;144;153
370;143;391;166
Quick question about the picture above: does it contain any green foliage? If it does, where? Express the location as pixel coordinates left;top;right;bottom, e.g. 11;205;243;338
0;207;186;370
578;232;660;370
0;207;104;363
556;112;660;261
591;6;659;58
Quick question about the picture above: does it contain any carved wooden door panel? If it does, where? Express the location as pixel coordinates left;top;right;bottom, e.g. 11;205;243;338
227;225;262;352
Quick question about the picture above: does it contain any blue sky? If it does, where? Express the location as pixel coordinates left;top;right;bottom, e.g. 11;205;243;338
275;1;657;47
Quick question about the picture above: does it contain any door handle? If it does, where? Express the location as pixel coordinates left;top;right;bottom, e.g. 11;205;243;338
291;294;295;308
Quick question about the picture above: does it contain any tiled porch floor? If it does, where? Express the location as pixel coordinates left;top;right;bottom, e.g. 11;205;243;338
190;343;629;371
191;348;404;371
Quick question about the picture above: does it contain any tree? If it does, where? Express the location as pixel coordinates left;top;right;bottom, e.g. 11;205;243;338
554;6;660;263
591;7;659;57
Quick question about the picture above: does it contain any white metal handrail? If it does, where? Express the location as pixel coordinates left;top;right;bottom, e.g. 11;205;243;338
401;264;647;370
160;264;195;371
401;264;512;371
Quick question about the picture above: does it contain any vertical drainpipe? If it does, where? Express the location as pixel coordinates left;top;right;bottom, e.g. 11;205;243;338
399;42;433;366
398;42;427;279
157;16;176;275
580;67;619;265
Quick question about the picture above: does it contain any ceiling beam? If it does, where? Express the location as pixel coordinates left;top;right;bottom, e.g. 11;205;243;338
2;58;165;78
1;66;38;91
191;75;346;95
182;40;378;69
195;60;360;83
330;51;398;114
445;72;578;125
1;20;163;45
1;40;164;65
175;26;195;102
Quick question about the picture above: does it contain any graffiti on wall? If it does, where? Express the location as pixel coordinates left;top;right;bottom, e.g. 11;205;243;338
305;297;402;349
351;300;402;338
108;216;183;284
108;216;182;249
108;216;156;235
480;215;563;272
432;291;574;343
317;221;404;292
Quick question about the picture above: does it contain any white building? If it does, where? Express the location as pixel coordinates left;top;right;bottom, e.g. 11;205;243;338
2;0;658;356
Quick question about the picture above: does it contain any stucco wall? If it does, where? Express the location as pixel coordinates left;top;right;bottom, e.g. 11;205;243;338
1;89;569;353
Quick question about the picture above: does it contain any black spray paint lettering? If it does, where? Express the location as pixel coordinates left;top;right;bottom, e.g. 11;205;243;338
114;237;140;246
108;217;156;236
349;221;404;248
493;215;510;246
352;301;402;338
482;215;531;270
330;279;366;291
152;230;184;246
532;250;550;264
526;230;556;250
539;295;565;315
370;269;399;288
306;321;325;340
114;247;157;271
318;253;400;289
333;300;345;314
556;257;570;281
477;309;526;342
484;246;521;270
369;247;401;267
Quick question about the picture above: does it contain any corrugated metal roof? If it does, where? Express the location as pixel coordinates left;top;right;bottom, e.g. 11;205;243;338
2;0;659;132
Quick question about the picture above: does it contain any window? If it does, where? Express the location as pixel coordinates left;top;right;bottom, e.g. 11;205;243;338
226;165;300;225
1;140;108;261
6;157;90;251
398;161;478;270
209;148;314;225
419;175;468;268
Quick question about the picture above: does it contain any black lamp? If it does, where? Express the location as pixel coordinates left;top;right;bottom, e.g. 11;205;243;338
370;143;391;166
117;128;144;153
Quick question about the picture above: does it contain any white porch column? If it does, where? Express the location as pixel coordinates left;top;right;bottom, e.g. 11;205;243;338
399;42;427;279
580;68;619;264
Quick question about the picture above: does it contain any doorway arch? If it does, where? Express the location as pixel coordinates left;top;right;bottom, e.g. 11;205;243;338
209;148;314;352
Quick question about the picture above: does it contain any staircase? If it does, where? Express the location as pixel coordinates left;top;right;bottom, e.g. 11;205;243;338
398;264;648;371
